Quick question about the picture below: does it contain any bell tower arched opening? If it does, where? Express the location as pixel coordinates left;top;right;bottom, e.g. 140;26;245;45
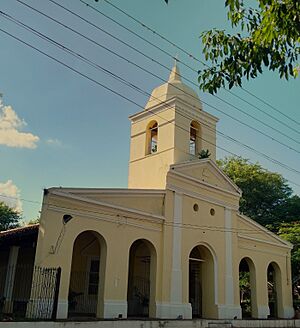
189;121;201;156
146;121;158;155
128;63;218;189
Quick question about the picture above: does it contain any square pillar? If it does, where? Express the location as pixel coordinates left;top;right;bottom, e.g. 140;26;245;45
3;246;19;313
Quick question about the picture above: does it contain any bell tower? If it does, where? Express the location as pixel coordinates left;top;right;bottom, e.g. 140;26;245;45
128;63;218;189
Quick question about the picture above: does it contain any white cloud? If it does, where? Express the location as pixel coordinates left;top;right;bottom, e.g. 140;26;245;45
0;180;22;212
0;100;39;148
46;138;62;147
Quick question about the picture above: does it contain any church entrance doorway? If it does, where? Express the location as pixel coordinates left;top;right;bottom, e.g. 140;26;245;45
267;262;280;318
68;231;106;318
189;245;215;318
127;239;156;318
239;257;255;318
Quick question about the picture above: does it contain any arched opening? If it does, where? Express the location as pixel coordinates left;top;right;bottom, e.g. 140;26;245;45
127;239;156;318
68;231;106;318
189;245;215;318
267;262;281;318
189;121;200;156
239;258;255;318
146;121;158;155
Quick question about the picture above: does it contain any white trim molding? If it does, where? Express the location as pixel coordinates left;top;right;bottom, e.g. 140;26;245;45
48;190;165;223
237;213;292;249
224;208;234;307
170;158;241;195
170;192;183;304
166;184;239;210
238;233;292;249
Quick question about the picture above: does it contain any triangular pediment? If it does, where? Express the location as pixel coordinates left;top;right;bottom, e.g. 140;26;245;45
169;159;241;196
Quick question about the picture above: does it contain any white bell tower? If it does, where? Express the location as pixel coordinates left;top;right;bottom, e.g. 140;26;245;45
128;63;218;189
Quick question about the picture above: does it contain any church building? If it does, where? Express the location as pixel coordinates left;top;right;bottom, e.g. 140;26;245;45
31;64;294;320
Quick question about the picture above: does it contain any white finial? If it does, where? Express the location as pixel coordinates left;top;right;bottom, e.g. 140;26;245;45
169;56;181;82
174;54;179;65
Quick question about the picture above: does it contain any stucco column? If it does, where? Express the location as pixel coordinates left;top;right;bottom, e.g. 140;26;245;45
170;192;183;304
55;263;71;319
254;265;269;318
218;208;242;319
281;254;294;318
53;237;73;320
103;238;128;319
3;246;19;313
156;192;191;319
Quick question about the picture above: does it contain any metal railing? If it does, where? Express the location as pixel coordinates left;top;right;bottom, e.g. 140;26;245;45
0;264;61;320
68;270;99;317
127;276;150;317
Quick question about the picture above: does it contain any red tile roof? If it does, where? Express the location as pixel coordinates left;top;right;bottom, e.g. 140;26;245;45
0;224;39;238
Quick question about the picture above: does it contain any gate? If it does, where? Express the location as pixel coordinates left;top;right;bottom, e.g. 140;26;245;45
0;265;61;320
68;270;99;317
189;260;202;318
127;276;150;317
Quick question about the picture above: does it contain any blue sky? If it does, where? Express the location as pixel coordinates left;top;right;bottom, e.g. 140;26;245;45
0;0;299;221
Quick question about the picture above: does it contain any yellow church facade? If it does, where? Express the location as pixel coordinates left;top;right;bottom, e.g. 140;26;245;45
33;64;294;320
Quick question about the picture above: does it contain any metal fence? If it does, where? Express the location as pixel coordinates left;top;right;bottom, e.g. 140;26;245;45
68;270;99;317
127;276;150;317
0;265;61;320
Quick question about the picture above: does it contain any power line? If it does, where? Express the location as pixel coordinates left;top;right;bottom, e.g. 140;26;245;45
0;34;297;240
17;0;300;153
0;192;295;240
75;0;300;143
3;12;300;180
0;17;298;243
100;0;300;128
1;24;300;189
14;2;300;156
0;193;41;205
79;0;300;138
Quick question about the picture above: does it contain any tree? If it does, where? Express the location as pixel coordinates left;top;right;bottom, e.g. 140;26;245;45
217;156;300;226
0;201;22;231
198;0;300;94
218;157;300;298
278;222;300;299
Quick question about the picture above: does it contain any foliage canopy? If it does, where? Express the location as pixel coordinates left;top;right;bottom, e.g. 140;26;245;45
198;0;300;93
278;222;300;277
218;156;300;226
0;202;21;231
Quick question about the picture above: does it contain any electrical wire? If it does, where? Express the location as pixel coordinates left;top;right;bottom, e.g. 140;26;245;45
2;20;300;188
0;191;295;239
79;0;300;136
9;3;300;163
18;0;300;148
99;0;300;128
0;22;299;237
2;12;300;180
